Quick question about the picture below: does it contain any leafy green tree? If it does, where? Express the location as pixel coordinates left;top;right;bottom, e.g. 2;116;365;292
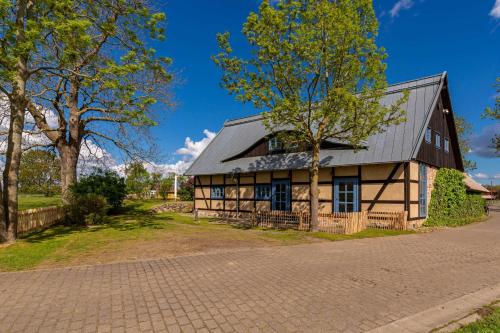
71;169;126;209
0;0;63;241
26;0;173;202
125;162;150;198
213;0;407;229
482;77;499;152
454;116;476;171
19;150;60;196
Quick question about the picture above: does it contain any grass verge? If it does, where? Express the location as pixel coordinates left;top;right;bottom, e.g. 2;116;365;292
453;302;500;333
0;200;414;272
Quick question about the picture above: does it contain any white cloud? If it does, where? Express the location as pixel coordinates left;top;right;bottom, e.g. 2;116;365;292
176;129;216;159
474;172;490;179
491;0;500;18
470;123;500;158
390;0;414;17
112;129;216;176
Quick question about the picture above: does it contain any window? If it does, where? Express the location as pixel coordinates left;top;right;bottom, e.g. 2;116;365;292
211;185;224;199
268;137;283;152
255;184;271;200
425;127;432;143
435;132;441;149
444;138;449;153
418;163;427;217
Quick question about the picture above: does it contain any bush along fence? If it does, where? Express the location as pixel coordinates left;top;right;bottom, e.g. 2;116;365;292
249;210;408;235
17;206;66;236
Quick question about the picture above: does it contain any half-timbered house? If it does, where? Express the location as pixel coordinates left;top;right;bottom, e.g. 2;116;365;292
185;72;464;225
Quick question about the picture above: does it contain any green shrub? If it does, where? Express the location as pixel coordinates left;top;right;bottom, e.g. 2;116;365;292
66;193;109;225
71;169;126;209
426;168;486;227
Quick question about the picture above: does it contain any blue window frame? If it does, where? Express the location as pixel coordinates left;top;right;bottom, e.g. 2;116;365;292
211;185;224;199
418;164;427;217
268;137;283;152
425;127;432;143
444;138;449;153
334;177;359;212
435;132;441;149
272;180;290;211
255;184;271;200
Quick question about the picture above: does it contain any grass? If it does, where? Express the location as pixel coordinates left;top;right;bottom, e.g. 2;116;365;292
452;303;500;333
18;194;61;210
0;199;414;272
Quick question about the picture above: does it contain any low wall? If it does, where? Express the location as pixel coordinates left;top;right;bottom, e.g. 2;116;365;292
151;201;194;214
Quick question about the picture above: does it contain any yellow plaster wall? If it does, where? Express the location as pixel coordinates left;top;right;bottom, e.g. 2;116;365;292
256;172;271;183
212;175;224;185
240;176;254;185
292;201;309;213
195;199;209;210
198;175;210;185
319;168;332;182
292;170;309;182
319;185;332;200
225;200;237;211
225;186;237;199
335;166;358;177
256;201;271;211
195;187;210;199
211;200;223;210
239;200;254;211
361;163;404;180
273;170;289;179
362;183;404;201
319;202;332;214
292;185;309;200
362;203;405;212
409;161;419;181
239;186;254;199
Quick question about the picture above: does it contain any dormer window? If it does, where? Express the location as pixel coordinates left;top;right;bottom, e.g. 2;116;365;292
268;137;283;152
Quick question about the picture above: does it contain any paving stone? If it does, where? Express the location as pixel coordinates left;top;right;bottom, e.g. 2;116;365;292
0;213;499;332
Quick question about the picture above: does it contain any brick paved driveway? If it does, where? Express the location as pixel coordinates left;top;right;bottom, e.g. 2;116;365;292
1;211;499;333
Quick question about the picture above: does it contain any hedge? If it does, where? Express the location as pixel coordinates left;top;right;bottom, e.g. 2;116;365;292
425;168;487;227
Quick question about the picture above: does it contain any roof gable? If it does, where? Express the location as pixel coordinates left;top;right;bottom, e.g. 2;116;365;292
186;73;446;176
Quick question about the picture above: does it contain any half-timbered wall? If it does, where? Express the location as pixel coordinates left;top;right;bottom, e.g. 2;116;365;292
194;162;429;218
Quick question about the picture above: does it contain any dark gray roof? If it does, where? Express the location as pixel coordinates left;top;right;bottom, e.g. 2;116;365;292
186;72;446;176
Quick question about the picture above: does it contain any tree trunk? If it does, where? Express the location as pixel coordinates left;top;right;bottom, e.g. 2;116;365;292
0;0;31;243
309;142;320;231
1;98;27;242
59;144;79;204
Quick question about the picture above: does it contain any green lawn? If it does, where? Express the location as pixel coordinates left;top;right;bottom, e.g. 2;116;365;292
0;199;414;272
453;303;500;333
18;194;61;210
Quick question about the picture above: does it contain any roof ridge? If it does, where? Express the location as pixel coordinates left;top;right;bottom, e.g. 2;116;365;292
223;72;447;127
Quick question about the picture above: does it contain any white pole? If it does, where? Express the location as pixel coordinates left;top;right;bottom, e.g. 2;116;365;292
174;174;178;201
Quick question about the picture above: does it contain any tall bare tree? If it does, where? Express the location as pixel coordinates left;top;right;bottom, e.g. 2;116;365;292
28;0;173;202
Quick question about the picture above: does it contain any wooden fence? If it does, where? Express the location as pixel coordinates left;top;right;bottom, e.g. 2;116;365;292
367;211;408;230
251;210;407;234
252;211;369;235
17;206;66;236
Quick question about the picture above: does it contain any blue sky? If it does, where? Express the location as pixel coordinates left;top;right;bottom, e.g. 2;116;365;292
145;0;499;184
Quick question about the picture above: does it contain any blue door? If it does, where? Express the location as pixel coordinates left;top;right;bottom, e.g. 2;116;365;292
272;179;290;211
334;177;359;212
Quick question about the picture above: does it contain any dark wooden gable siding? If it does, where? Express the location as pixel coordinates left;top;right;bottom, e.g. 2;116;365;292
416;87;464;171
